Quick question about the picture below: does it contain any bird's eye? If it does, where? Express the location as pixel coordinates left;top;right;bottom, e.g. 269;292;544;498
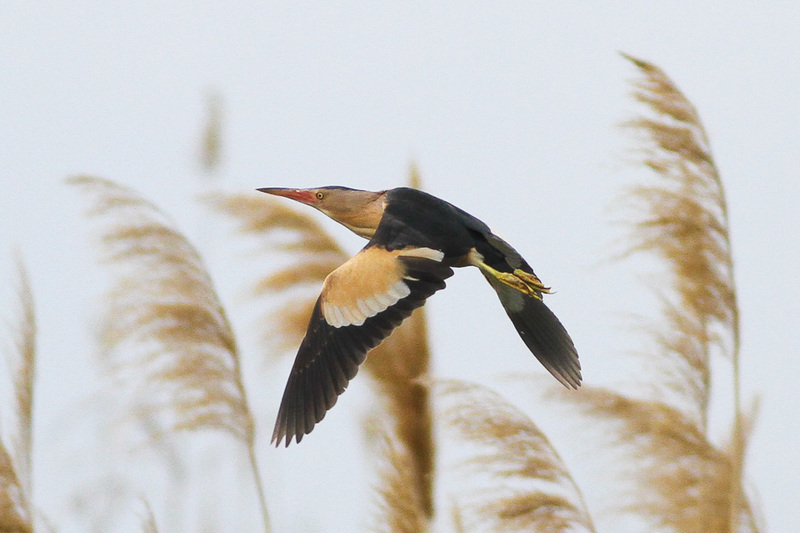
316;192;325;200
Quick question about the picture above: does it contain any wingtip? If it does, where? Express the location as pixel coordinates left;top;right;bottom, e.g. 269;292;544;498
553;353;582;390
271;414;294;448
551;365;582;390
563;374;582;390
270;427;283;448
271;428;299;448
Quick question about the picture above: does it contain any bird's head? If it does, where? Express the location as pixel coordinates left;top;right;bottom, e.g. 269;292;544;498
257;186;387;239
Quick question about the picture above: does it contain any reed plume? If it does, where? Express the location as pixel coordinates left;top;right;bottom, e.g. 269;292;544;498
620;52;738;423
556;386;754;531
140;500;160;533
67;175;270;532
0;257;36;533
554;53;757;532
439;380;595;532
371;430;429;533
200;91;223;175
208;193;348;354
0;444;30;533
366;307;435;518
210;166;436;518
364;164;434;518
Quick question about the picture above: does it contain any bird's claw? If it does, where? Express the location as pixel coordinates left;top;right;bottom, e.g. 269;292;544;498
495;269;550;299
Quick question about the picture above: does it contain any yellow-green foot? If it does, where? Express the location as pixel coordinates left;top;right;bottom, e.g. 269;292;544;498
513;269;551;295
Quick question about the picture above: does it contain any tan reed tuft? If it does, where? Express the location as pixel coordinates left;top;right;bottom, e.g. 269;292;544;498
68;175;271;532
551;54;758;532
0;257;36;532
439;380;595;533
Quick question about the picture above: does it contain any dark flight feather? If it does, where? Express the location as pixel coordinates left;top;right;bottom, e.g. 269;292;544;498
498;282;581;389
272;253;453;446
478;236;581;389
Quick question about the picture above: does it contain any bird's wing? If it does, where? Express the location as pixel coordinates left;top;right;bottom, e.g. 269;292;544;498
480;269;582;389
468;229;581;389
272;245;453;446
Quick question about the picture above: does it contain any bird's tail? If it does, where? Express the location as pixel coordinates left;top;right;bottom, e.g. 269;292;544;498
482;272;582;389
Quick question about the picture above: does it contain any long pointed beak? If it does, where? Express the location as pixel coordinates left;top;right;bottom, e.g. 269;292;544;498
257;187;317;205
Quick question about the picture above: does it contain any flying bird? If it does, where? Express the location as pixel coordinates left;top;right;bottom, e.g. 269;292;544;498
259;186;581;446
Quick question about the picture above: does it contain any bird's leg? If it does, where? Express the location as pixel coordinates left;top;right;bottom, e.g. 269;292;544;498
467;248;551;298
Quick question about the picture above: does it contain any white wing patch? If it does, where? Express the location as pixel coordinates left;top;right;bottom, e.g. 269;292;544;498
320;246;443;328
398;247;444;262
323;280;411;328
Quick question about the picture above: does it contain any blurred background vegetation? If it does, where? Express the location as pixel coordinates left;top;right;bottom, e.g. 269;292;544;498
0;55;764;532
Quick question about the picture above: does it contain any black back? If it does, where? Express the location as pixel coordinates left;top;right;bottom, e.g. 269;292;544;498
373;188;486;257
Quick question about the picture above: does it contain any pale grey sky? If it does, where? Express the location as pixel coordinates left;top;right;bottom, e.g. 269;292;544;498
2;3;798;531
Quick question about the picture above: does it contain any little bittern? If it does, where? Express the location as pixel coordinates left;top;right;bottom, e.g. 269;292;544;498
259;186;581;446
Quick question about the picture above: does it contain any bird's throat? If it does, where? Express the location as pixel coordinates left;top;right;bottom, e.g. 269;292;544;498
321;193;387;239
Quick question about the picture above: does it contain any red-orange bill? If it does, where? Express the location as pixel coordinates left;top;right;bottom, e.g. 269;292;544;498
257;187;316;204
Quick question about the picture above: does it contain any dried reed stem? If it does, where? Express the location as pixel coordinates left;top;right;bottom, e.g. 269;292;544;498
139;499;160;533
